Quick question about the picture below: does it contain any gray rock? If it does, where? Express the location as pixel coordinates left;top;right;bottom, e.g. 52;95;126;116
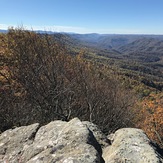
0;119;162;163
82;121;110;149
0;123;39;163
0;118;103;163
103;128;163;163
21;120;67;162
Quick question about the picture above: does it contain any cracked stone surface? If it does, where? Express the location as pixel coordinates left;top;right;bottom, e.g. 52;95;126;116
0;123;40;162
103;128;163;163
0;118;104;163
0;119;162;163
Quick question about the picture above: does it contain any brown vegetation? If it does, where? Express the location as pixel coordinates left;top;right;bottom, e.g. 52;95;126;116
0;28;135;134
136;93;163;147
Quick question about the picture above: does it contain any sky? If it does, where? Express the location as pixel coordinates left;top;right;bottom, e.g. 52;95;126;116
0;0;163;34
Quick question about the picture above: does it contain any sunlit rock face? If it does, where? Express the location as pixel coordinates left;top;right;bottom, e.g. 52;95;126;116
103;128;163;163
0;118;162;163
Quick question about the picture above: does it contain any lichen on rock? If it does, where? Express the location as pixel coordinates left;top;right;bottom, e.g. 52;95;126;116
0;118;162;163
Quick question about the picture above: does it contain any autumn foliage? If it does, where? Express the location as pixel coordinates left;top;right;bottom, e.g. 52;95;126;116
0;28;163;147
0;28;137;134
137;93;163;147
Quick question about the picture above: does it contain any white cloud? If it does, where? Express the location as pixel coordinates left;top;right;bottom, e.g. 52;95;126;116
0;24;12;29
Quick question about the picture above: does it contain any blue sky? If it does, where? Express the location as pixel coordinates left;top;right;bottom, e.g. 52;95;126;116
0;0;163;34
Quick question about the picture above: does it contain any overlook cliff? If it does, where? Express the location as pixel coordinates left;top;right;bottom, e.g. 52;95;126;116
0;118;162;163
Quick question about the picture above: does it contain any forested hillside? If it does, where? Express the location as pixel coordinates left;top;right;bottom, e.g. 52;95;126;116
68;33;163;91
0;28;163;147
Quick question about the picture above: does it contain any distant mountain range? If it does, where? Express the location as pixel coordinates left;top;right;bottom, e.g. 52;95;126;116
68;33;163;50
0;29;8;33
1;28;163;56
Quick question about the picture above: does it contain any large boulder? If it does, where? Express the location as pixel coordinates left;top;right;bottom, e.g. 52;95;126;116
0;118;104;163
103;128;163;163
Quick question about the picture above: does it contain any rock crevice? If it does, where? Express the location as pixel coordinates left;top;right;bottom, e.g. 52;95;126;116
0;118;162;163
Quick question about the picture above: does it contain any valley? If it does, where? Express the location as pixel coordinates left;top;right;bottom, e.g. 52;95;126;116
52;32;163;91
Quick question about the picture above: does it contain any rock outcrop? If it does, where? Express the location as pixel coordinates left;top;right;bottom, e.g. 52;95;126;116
0;118;162;163
103;128;163;163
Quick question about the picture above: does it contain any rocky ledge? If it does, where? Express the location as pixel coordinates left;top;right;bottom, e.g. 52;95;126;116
0;118;163;163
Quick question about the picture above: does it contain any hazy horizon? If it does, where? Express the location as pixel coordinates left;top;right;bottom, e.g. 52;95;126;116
1;28;163;36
